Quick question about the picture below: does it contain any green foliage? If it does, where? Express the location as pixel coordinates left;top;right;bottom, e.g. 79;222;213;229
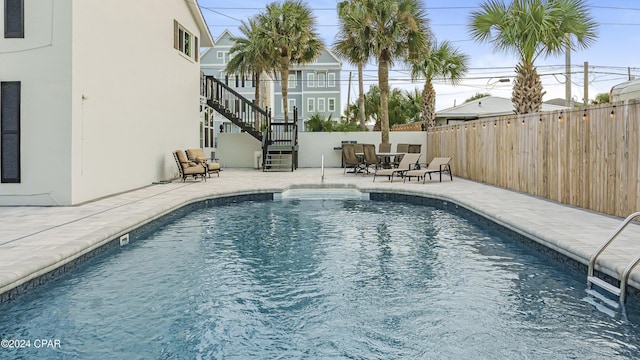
591;92;610;104
305;113;328;132
305;113;360;132
469;0;598;113
345;86;422;130
355;0;430;142
465;92;491;103
333;118;361;132
255;0;324;125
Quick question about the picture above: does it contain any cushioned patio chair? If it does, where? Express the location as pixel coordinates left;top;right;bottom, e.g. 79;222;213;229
373;153;421;182
173;150;206;182
186;148;220;177
403;157;453;183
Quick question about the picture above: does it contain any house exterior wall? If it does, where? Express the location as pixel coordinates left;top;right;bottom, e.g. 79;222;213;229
273;49;342;129
0;0;74;205
0;0;210;205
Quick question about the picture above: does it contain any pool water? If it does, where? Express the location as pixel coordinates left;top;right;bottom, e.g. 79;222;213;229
1;199;640;359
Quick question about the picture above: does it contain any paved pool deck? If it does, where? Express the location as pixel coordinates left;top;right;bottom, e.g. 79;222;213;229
1;168;640;303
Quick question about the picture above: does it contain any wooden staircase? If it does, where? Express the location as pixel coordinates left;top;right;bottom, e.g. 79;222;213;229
201;75;298;171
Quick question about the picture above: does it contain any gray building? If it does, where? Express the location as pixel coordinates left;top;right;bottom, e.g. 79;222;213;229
200;29;342;145
273;49;343;130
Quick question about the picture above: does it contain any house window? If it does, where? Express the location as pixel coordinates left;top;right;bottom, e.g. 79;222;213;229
317;98;325;112
307;98;315;112
217;51;229;64
201;106;215;148
307;73;315;88
282;98;296;114
328;98;336;112
1;82;21;183
174;20;199;61
288;74;296;89
327;73;336;87
4;0;24;38
317;73;326;88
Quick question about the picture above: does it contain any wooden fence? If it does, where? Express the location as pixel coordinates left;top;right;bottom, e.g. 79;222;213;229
426;99;640;218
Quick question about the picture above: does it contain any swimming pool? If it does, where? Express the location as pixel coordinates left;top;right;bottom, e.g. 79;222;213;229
1;197;639;359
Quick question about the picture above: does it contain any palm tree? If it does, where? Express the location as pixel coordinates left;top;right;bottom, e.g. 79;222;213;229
362;0;429;144
469;0;597;114
255;0;324;128
334;0;371;131
225;18;273;129
410;40;469;129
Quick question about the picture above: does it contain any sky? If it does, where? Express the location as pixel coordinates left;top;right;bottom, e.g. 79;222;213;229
198;0;640;112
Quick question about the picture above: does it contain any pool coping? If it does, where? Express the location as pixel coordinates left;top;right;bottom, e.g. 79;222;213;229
1;171;639;306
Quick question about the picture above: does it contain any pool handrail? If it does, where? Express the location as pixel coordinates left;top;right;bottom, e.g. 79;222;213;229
587;211;640;304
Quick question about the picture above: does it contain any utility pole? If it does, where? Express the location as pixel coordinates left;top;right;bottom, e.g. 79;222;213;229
584;61;588;105
565;33;572;108
346;71;352;122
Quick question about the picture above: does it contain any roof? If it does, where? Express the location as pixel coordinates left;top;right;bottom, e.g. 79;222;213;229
435;96;567;120
611;78;640;101
544;98;584;107
187;0;214;47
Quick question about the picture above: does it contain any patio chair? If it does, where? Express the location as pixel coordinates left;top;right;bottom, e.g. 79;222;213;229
173;150;206;182
403;157;453;183
186;148;220;177
408;144;422;154
342;143;363;174
354;143;364;155
362;144;381;174
373;153;421;182
379;143;391;153
379;143;392;168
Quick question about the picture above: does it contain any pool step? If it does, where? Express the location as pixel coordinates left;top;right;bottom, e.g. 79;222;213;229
585;288;620;310
587;276;621;297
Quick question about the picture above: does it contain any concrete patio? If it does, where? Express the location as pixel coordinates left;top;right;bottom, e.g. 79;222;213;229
1;168;640;305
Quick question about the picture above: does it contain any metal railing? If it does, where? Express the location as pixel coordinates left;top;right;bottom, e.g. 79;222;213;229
201;74;270;141
587;211;640;304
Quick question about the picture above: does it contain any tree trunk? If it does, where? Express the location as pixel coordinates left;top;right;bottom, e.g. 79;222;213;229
512;62;545;114
281;55;290;128
254;72;261;130
378;57;390;144
422;81;436;128
358;62;366;131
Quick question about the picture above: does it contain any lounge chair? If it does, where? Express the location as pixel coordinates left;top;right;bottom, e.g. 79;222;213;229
373;153;421;182
186;148;220;177
403;157;453;183
393;143;410;168
342;143;363;174
173;150;206;182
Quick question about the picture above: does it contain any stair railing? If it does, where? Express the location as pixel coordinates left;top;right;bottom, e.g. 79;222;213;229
202;75;270;141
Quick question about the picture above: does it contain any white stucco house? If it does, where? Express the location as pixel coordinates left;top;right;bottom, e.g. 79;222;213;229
0;0;213;205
